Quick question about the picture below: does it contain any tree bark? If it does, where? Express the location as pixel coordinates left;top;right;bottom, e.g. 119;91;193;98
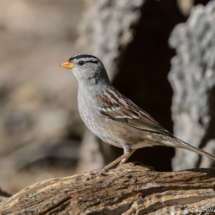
1;164;215;214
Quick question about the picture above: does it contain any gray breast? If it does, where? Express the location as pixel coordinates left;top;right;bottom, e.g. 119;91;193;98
77;89;123;148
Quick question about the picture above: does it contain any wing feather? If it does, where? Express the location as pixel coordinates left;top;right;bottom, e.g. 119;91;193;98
97;87;171;136
96;88;215;162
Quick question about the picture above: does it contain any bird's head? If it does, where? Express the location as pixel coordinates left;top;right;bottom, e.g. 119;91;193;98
60;54;110;86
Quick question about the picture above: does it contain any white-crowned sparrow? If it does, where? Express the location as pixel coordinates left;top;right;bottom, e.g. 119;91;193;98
60;54;215;173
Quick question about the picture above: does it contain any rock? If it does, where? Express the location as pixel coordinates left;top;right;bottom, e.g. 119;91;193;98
169;1;215;170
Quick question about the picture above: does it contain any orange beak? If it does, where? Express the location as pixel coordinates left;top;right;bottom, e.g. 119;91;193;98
60;60;74;69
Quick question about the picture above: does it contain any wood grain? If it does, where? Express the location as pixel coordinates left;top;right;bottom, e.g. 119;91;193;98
1;164;215;214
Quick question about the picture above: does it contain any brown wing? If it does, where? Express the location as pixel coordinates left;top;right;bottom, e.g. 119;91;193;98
97;87;172;136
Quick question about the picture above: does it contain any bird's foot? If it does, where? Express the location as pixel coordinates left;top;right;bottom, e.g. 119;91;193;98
117;162;135;168
116;161;154;171
84;169;102;177
117;161;145;168
132;161;154;170
84;167;115;178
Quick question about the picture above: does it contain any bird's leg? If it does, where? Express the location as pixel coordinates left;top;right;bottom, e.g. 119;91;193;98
86;145;136;176
117;145;136;167
85;154;128;176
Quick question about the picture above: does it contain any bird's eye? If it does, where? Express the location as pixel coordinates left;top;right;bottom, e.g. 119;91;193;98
78;61;85;66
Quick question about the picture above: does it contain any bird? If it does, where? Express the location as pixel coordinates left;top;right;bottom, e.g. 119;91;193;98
60;54;215;174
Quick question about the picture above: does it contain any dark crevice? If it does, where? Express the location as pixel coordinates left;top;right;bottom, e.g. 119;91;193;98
194;0;211;6
112;0;186;172
86;204;131;215
199;85;215;149
99;187;215;214
138;196;215;214
44;198;72;215
140;185;215;195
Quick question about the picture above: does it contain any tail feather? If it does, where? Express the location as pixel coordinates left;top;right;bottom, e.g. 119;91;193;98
174;137;215;161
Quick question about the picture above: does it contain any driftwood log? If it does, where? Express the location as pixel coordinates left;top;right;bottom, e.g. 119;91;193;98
1;164;215;214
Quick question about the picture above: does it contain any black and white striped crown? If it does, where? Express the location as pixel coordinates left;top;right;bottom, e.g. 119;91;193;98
69;54;100;62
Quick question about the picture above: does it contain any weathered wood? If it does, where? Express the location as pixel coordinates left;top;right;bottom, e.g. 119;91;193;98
1;164;215;214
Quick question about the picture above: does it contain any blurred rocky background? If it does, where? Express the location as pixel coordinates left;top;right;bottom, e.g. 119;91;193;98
0;0;215;194
169;1;215;170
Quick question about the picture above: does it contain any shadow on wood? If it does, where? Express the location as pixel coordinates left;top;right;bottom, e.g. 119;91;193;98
1;164;215;214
